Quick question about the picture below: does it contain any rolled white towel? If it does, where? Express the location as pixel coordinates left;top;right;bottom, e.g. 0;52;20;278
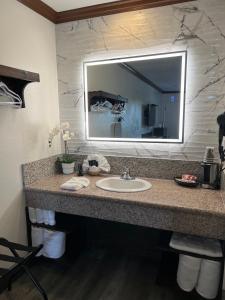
43;210;49;225
43;229;65;259
31;226;44;257
48;210;56;226
28;207;37;223
177;254;201;292
196;259;221;299
60;177;90;191
36;208;44;224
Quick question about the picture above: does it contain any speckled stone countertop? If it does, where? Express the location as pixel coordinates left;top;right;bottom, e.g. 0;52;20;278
25;174;225;239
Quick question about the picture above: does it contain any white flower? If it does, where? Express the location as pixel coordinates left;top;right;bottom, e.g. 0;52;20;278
49;122;78;152
62;133;71;141
61;122;70;130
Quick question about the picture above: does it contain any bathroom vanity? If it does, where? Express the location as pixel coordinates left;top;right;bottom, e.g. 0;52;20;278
24;171;225;240
22;155;225;299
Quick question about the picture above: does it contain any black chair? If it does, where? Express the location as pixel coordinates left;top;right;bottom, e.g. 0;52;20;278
0;238;48;300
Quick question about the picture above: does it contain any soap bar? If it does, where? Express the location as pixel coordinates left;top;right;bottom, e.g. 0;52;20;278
182;174;197;182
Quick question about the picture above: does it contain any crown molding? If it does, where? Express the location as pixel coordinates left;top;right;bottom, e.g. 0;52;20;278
17;0;57;23
17;0;196;24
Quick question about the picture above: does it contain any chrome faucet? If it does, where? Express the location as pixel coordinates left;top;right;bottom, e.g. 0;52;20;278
120;167;135;180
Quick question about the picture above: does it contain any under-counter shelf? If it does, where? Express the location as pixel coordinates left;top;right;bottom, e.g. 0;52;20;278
25;208;71;234
0;65;40;108
29;222;70;233
156;231;225;262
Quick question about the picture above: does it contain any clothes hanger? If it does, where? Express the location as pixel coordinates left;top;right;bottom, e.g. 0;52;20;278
0;81;22;103
0;81;22;106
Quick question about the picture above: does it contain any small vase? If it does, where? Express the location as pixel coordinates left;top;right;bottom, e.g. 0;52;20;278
62;162;75;175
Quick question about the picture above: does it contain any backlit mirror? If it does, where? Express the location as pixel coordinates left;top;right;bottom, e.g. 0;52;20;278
84;51;186;143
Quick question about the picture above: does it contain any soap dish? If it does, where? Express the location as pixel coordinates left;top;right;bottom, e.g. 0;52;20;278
174;177;199;188
88;166;101;176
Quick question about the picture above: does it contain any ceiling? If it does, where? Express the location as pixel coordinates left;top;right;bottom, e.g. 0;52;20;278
127;57;182;92
42;0;120;12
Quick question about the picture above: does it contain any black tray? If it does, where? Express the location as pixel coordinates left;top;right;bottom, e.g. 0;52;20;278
174;177;199;188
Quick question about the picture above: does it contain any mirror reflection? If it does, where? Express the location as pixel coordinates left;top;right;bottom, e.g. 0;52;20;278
84;52;186;143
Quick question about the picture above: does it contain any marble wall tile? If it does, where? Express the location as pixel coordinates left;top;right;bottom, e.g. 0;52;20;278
56;0;225;161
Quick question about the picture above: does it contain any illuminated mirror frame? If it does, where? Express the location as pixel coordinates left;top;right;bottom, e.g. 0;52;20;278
84;51;186;143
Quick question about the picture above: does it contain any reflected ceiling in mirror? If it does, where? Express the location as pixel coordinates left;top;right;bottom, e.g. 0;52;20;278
84;51;186;143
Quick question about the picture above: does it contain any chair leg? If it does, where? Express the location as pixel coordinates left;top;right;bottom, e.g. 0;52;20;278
22;266;48;300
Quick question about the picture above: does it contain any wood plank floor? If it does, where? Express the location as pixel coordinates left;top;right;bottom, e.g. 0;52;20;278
0;249;202;300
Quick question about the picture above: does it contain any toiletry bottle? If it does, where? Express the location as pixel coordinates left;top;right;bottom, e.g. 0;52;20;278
77;164;83;176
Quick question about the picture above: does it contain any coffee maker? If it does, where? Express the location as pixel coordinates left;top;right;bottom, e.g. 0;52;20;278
201;162;220;189
217;112;225;162
201;147;220;189
201;112;225;189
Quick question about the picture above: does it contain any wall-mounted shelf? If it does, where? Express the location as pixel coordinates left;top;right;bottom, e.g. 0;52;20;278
88;90;128;112
0;65;40;108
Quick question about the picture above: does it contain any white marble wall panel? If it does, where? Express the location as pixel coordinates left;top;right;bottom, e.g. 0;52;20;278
56;0;225;161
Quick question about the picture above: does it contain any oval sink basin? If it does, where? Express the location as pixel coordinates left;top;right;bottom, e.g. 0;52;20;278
96;177;152;193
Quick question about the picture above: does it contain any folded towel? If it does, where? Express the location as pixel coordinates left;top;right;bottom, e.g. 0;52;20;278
43;210;49;225
73;177;90;187
36;208;44;224
170;233;222;258
48;210;56;226
61;182;83;191
83;154;110;173
60;177;90;191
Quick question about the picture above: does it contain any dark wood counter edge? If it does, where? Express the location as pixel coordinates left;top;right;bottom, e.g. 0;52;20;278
24;187;225;219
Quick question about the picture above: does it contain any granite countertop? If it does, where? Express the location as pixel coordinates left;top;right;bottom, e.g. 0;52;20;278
25;174;225;218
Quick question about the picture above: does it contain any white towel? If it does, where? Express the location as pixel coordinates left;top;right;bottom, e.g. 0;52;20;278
170;233;222;258
28;207;37;223
43;229;65;259
36;208;44;224
83;154;110;173
48;210;56;226
31;226;44;257
43;210;49;225
196;259;221;299
177;254;201;292
60;177;90;191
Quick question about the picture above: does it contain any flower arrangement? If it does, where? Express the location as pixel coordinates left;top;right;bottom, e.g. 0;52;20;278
60;122;74;163
48;122;75;173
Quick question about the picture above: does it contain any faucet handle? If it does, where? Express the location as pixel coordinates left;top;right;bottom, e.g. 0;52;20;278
120;167;135;180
